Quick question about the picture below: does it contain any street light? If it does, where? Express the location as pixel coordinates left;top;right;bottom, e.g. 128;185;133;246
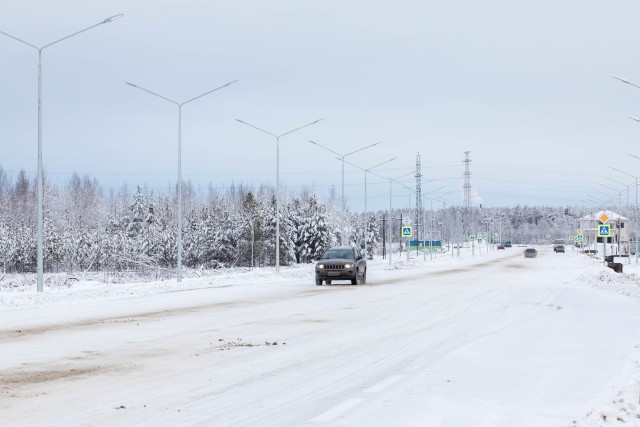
1;14;124;292
606;177;631;207
368;169;414;267
612;75;640;90
610;166;640;263
343;157;397;257
309;140;381;245
599;184;622;209
593;189;616;205
236;118;324;272
423;188;449;260
128;79;238;282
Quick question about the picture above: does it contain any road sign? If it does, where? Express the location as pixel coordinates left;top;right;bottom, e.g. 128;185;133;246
576;234;584;241
545;234;551;239
597;224;611;237
401;226;412;237
569;236;576;241
577;229;583;235
469;235;476;241
599;213;609;224
477;238;483;244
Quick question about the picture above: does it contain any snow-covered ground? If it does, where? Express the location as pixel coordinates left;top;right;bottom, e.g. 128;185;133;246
1;246;640;426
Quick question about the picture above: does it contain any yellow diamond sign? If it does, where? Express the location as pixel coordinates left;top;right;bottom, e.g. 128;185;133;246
599;213;609;224
577;229;583;234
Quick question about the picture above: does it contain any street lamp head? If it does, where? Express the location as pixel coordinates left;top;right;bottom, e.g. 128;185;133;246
125;82;139;88
613;75;631;84
223;80;240;88
103;14;124;24
630;117;640;123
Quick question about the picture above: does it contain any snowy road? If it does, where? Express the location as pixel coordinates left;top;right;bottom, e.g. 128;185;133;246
2;248;640;426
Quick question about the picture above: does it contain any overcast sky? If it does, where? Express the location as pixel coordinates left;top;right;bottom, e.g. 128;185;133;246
2;0;640;212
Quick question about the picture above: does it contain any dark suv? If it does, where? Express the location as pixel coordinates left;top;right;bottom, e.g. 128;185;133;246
315;246;367;286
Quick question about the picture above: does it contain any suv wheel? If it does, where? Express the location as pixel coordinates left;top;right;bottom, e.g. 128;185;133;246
360;268;367;285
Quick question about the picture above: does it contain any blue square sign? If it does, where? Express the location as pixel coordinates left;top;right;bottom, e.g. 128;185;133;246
598;224;610;237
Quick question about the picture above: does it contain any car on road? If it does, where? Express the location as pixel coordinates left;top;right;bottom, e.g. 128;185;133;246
524;248;538;258
504;241;512;248
554;245;565;253
497;244;505;250
315;246;367;286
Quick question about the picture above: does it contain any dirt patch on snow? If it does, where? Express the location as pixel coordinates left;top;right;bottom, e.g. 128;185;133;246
0;364;111;395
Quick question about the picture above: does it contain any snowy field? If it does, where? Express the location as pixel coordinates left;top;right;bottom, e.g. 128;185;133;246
2;246;640;426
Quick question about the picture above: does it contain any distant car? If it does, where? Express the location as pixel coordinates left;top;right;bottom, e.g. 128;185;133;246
504;241;512;248
315;246;367;286
554;245;565;253
497;244;505;250
524;248;538;258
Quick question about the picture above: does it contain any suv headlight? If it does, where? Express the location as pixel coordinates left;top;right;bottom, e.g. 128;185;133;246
344;263;353;269
317;264;325;269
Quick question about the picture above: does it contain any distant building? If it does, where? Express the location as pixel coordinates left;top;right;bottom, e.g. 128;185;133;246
579;210;629;254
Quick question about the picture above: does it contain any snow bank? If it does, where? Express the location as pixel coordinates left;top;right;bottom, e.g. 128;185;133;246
575;259;640;426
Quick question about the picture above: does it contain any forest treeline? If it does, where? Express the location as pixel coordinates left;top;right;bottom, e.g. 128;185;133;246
0;165;627;274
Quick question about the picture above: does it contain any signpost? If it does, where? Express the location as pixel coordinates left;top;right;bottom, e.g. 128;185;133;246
577;229;583;252
598;224;611;259
401;226;412;261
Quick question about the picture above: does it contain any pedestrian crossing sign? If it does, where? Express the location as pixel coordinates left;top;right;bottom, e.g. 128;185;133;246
576;234;583;241
402;226;412;237
597;224;611;237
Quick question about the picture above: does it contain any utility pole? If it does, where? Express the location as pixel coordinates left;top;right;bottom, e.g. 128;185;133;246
463;151;472;210
381;215;387;259
463;151;472;251
415;152;423;256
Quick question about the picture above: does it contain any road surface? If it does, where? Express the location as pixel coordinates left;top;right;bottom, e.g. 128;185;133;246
1;248;639;426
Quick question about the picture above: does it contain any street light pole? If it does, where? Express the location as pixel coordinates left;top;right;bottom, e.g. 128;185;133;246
606;177;630;207
423;188;449;261
611;165;639;262
609;166;639;263
343;157;397;257
599;184;622;211
236;118;323;272
309;140;381;245
1;14;124;292
128;80;238;282
368;170;414;267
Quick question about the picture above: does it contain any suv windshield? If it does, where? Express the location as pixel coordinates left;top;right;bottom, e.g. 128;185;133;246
321;249;354;260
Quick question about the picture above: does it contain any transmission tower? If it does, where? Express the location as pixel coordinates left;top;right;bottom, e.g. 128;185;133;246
415;152;423;242
463;151;472;209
